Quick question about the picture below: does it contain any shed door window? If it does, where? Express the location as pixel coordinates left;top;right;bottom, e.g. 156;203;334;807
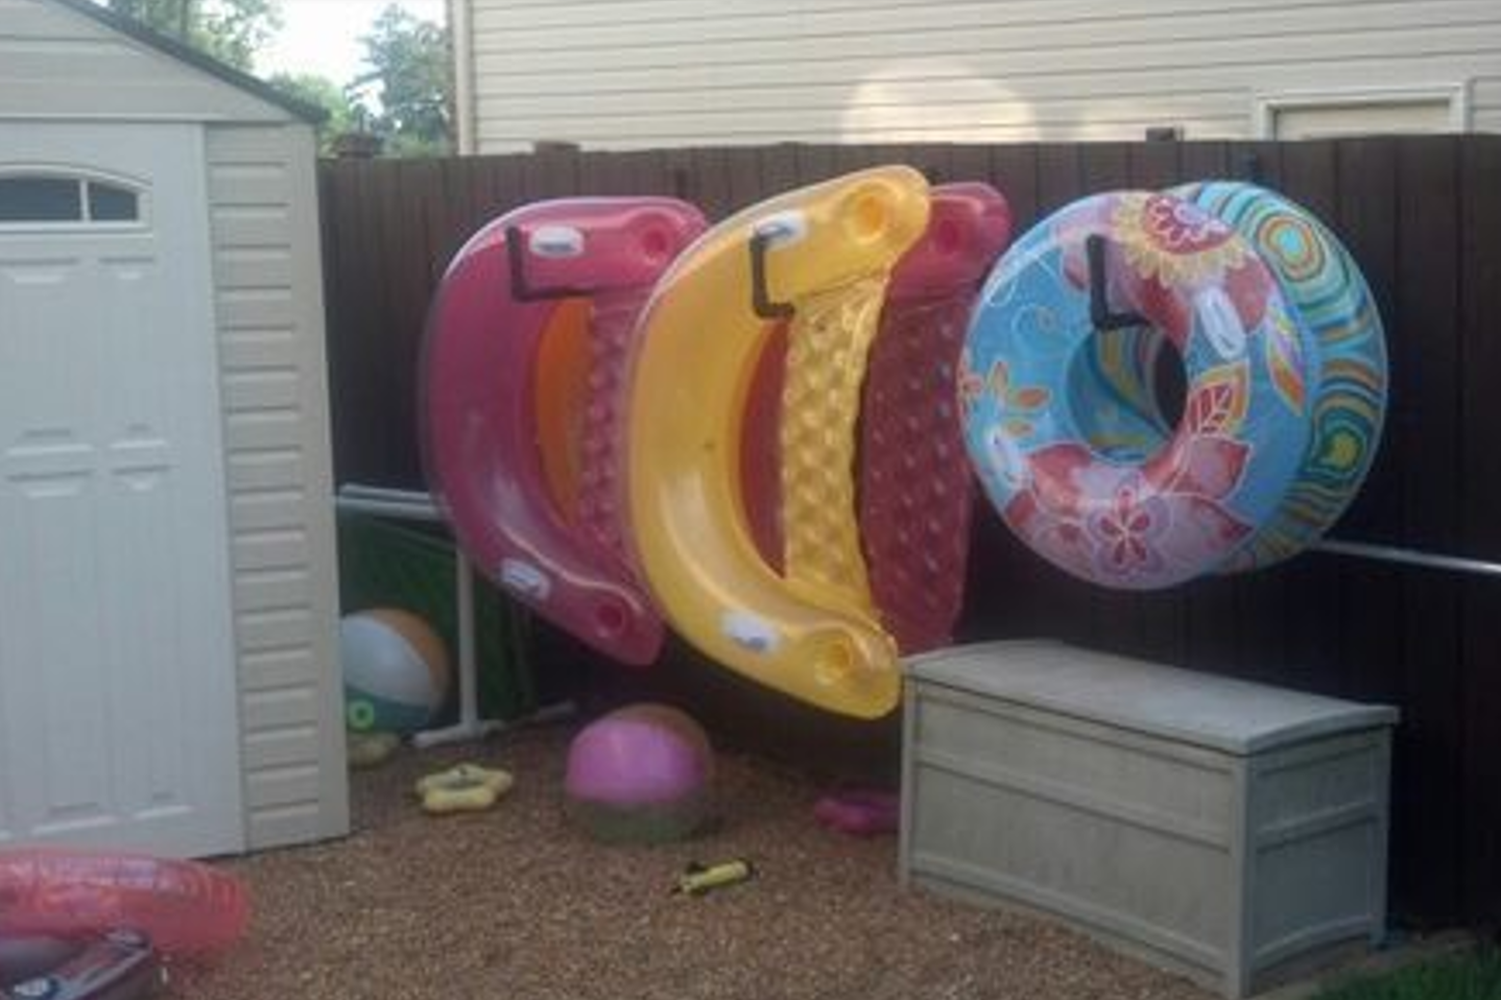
0;173;142;225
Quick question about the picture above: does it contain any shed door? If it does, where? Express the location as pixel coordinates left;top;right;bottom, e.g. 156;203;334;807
0;123;244;856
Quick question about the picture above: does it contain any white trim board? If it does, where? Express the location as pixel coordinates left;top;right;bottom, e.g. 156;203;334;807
1253;83;1472;138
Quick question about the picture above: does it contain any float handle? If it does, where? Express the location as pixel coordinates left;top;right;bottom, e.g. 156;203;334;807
749;229;795;321
506;224;594;302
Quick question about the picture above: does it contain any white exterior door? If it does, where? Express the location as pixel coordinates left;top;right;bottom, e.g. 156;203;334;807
0;122;244;856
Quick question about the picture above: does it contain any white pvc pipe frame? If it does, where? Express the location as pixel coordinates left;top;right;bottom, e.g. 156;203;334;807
333;485;1501;745
334;484;577;748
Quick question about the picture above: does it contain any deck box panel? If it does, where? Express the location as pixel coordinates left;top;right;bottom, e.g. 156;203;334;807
914;686;1237;840
909;762;1235;958
901;641;1397;998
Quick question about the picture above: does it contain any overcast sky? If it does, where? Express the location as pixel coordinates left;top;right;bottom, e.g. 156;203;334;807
256;0;447;85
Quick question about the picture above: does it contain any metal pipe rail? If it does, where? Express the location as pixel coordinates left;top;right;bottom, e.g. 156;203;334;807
331;486;1499;746
1311;538;1501;579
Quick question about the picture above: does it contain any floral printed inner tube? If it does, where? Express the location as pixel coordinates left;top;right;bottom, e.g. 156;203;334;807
961;190;1319;589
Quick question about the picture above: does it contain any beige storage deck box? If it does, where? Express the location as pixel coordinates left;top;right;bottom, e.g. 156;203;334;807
900;641;1398;998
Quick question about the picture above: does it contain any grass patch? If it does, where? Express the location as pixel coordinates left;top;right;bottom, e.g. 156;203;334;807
1314;949;1501;1000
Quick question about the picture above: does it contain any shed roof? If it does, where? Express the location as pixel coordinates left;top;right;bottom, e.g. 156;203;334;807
47;0;327;124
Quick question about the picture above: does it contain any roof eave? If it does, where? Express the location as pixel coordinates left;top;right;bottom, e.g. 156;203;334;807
47;0;330;125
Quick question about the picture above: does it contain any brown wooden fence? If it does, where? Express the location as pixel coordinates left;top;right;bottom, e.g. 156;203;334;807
319;137;1501;929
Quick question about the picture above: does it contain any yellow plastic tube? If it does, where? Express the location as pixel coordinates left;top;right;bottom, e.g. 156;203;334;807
627;167;930;718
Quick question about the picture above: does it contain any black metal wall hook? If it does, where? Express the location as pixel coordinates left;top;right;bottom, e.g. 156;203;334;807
1086;234;1148;332
749;228;795;321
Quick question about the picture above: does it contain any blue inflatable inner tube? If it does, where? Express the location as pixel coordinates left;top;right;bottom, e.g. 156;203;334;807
961;190;1317;589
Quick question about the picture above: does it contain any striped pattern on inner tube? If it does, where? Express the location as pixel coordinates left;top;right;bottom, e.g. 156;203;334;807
1175;182;1388;570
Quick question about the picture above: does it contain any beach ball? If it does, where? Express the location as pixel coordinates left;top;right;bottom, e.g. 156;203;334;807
564;704;714;844
340;608;451;733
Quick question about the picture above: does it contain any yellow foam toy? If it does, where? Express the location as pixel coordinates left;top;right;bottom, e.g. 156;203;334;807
627;167;929;718
415;762;514;814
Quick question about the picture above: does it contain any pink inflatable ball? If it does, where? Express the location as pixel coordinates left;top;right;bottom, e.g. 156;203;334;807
564;704;714;844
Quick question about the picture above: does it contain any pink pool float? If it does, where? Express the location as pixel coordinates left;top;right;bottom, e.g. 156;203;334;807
861;183;1012;652
422;199;706;665
812;789;901;836
0;848;248;957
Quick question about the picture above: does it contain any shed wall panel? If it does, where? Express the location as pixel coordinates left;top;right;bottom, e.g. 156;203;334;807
207;123;348;850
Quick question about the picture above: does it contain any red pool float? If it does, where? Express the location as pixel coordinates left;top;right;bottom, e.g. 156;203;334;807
861;183;1012;652
812;789;901;836
422;199;706;666
0;849;248;957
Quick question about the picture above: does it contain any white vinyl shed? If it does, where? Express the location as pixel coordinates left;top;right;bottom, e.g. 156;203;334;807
0;0;348;856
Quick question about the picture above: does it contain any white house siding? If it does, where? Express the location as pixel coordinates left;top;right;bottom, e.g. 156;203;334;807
206;125;349;850
462;0;1501;150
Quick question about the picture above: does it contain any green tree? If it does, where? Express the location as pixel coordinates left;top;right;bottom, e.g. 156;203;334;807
105;0;282;72
267;73;366;153
353;4;453;157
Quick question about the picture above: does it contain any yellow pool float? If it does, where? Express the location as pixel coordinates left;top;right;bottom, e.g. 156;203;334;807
627;167;930;718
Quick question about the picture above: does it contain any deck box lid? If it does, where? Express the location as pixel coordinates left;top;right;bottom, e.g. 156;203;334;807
904;641;1398;755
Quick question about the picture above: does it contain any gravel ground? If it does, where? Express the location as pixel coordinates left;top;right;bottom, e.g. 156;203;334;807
168;722;1213;1000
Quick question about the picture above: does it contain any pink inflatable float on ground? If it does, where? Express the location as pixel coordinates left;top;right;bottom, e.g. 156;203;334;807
422;198;706;666
812;789;901;836
861;183;1012;652
0;849;248;956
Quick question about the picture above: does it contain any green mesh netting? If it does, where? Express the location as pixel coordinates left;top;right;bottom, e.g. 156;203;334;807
336;512;536;722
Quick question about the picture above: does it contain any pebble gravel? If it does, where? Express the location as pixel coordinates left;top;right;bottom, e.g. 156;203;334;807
167;724;1213;1000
